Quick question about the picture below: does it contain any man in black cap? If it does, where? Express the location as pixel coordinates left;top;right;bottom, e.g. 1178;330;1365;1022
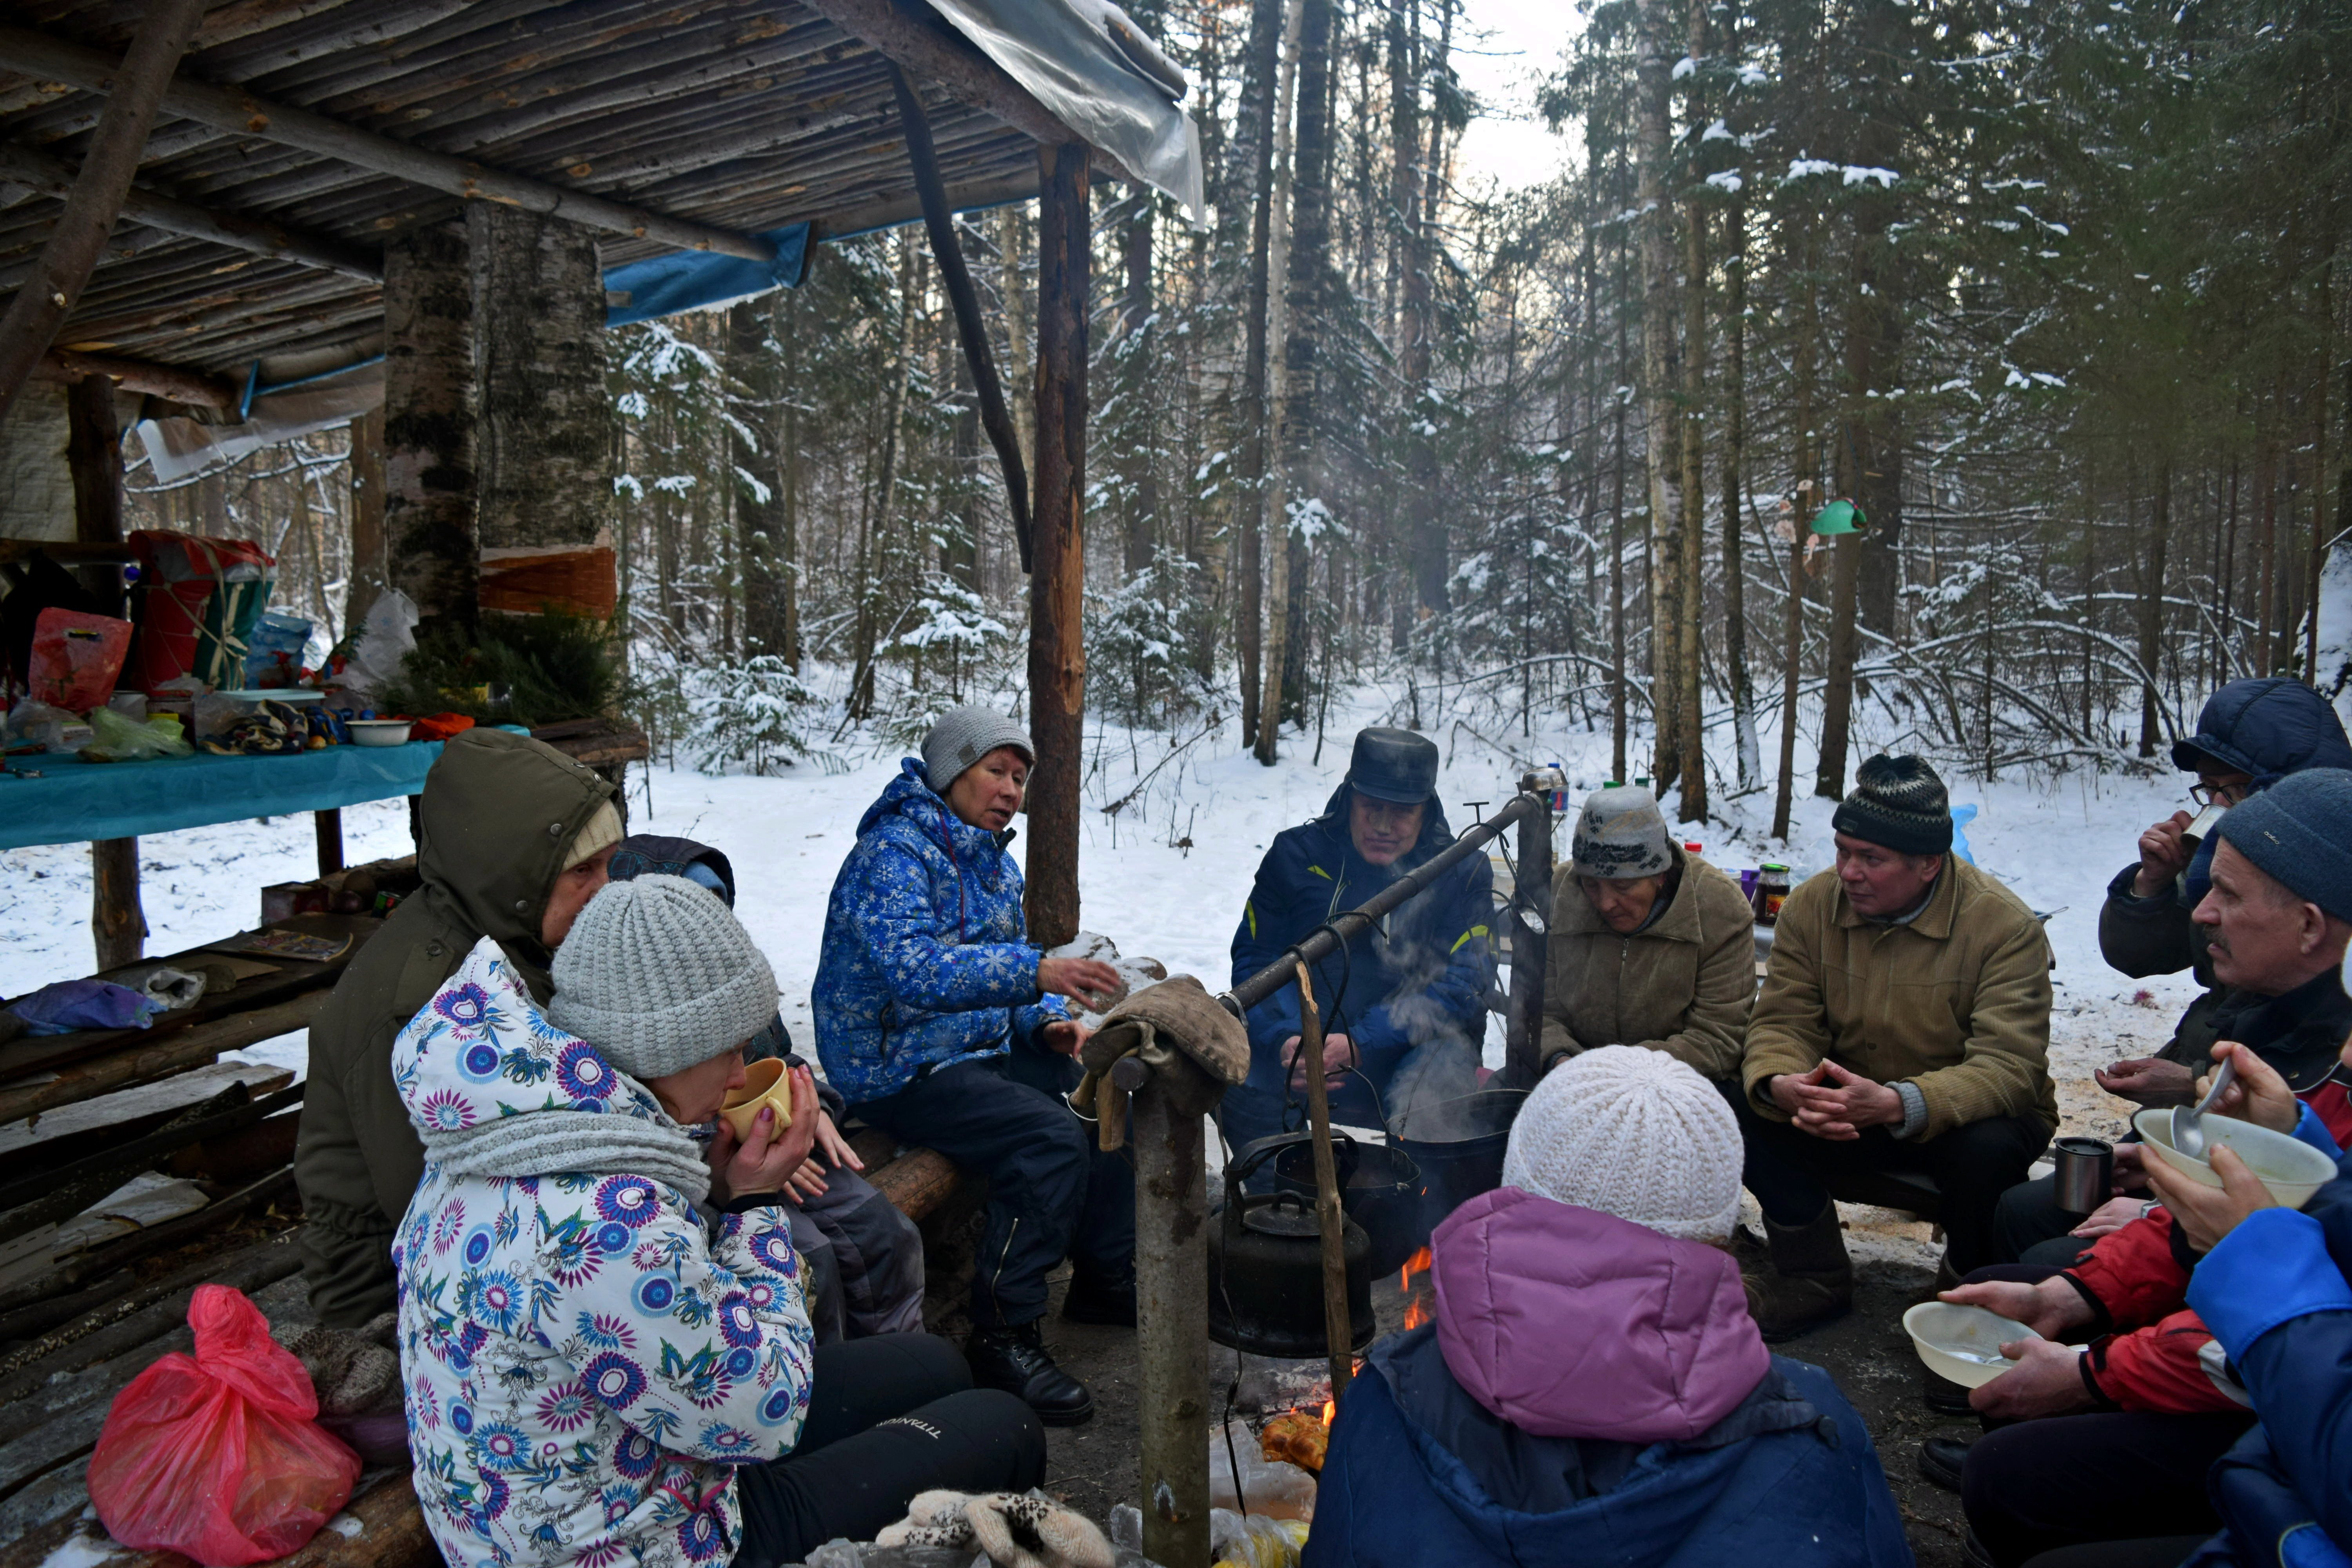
1223;727;1497;1164
1735;754;2057;1338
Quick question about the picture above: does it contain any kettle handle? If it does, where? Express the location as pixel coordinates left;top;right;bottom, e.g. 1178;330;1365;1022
1224;1129;1357;1212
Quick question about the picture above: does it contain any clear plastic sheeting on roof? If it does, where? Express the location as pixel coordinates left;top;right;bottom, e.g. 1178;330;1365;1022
925;0;1205;223
134;363;382;485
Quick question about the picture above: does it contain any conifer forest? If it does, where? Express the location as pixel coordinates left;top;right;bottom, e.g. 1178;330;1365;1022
129;0;2352;833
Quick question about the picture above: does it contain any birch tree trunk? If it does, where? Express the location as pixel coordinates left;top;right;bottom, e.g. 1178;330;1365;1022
383;219;478;639
471;207;613;551
1254;0;1308;764
1633;0;1685;793
1723;191;1759;791
1235;0;1286;743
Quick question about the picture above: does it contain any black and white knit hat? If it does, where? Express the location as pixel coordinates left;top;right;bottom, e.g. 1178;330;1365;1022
547;875;779;1080
1832;754;1953;856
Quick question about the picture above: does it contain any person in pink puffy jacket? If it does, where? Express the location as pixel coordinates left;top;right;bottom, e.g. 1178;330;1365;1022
1305;1046;1910;1568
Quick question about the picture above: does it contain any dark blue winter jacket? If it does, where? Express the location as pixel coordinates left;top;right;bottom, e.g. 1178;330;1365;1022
812;759;1066;1103
1229;784;1495;1127
1303;1330;1909;1568
2174;679;2352;906
2182;1107;2352;1568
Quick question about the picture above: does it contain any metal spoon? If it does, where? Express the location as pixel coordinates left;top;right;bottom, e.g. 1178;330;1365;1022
2172;1055;2239;1161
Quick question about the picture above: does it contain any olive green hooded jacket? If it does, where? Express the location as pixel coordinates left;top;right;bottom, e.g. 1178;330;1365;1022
294;728;616;1326
1538;844;1758;1082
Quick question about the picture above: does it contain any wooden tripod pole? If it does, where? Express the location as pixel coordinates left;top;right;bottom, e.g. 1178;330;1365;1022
1294;961;1352;1401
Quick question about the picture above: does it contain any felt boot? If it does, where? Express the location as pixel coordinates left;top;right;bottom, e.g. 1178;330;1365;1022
1742;1204;1853;1342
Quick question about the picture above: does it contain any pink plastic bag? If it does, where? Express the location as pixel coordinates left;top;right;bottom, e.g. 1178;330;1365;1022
28;608;131;713
88;1285;361;1567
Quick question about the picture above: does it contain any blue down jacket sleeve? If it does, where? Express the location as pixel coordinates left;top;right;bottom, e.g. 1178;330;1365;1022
2186;1153;2352;1568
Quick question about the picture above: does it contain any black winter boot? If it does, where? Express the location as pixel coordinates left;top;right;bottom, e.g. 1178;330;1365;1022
1061;1266;1137;1327
966;1319;1095;1425
1740;1203;1853;1342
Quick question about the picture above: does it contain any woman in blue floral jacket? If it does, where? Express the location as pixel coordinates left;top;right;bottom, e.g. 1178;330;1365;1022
394;875;1042;1568
812;707;1127;1426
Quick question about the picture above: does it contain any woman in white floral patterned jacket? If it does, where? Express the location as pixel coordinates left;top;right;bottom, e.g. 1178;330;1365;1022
392;875;1043;1568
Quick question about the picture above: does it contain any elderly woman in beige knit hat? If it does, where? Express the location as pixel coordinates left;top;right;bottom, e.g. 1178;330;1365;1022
1539;786;1758;1084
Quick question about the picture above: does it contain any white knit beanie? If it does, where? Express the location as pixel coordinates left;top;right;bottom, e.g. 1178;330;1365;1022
546;875;779;1080
1501;1045;1743;1243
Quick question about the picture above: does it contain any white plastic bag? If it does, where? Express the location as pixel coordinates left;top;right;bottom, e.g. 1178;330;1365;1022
338;589;418;701
1209;1419;1317;1520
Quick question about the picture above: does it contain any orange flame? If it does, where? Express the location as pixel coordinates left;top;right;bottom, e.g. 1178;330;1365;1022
1399;1246;1433;1291
1403;1297;1430;1330
1321;1399;1336;1427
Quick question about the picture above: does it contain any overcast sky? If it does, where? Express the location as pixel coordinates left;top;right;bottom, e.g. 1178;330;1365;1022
1448;0;1582;194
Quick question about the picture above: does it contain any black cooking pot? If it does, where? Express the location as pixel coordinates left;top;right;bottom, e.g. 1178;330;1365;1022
1390;1087;1525;1238
1209;1132;1376;1358
1273;1133;1425;1276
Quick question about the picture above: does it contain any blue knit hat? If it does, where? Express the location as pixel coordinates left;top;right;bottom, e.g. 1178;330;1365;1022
2212;768;2352;922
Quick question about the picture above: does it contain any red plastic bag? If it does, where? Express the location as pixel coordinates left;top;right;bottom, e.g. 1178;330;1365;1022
89;1285;361;1567
28;608;131;712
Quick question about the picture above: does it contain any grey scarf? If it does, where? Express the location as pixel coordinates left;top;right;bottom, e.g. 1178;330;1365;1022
420;1079;712;1205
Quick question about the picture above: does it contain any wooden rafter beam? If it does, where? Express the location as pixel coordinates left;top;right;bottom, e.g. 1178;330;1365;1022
0;0;211;430
34;345;236;407
0;23;776;261
794;0;1136;181
0;138;380;280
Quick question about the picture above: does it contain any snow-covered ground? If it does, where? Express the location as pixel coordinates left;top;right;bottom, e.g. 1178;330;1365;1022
1;695;2194;1149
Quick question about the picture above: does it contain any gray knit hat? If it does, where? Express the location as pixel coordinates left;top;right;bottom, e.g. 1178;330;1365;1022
1569;786;1674;879
1832;754;1953;856
920;706;1034;793
546;875;779;1080
2214;768;2352;922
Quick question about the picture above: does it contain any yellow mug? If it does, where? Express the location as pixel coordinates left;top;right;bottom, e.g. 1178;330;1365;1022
719;1057;795;1141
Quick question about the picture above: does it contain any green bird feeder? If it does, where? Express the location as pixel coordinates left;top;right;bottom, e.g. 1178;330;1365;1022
1810;499;1866;536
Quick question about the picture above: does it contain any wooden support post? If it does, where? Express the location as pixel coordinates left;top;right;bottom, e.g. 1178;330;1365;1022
1503;781;1554;1089
0;0;211;430
65;374;124;615
91;837;144;971
383;220;478;639
1024;142;1090;949
315;809;345;878
471;206;614;552
1294;962;1352;1401
1128;1066;1210;1568
347;407;387;630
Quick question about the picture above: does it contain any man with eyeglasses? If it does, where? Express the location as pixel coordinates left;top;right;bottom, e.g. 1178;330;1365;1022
1985;677;2352;1269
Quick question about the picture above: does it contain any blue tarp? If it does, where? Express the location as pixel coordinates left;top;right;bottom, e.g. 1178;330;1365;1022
603;223;811;327
0;742;444;851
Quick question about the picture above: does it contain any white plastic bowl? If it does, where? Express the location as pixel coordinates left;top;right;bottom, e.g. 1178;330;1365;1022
346;719;413;748
2134;1108;2337;1210
1902;1301;2045;1389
